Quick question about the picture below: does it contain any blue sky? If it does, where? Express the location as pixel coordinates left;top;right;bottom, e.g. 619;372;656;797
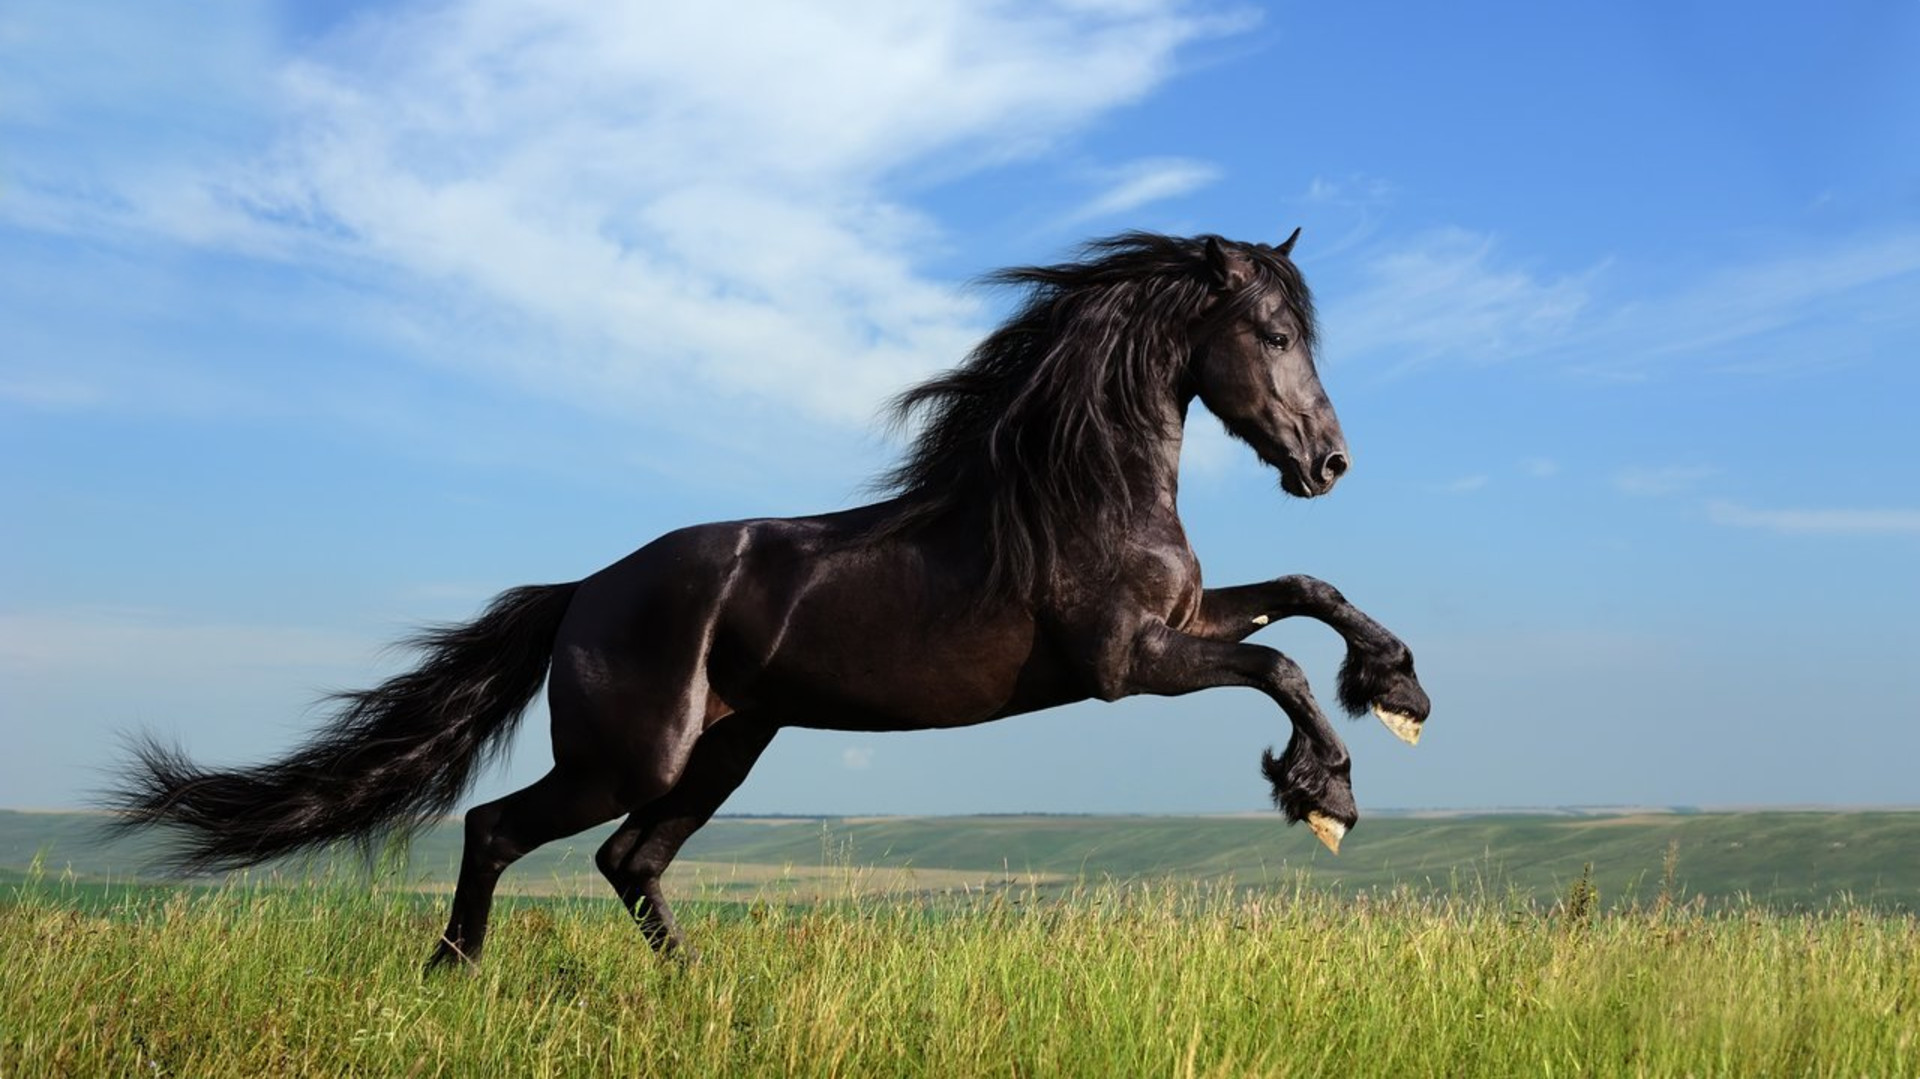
4;1;1917;820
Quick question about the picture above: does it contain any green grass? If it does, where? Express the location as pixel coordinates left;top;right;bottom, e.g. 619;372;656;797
8;809;1915;1073
4;871;1915;1077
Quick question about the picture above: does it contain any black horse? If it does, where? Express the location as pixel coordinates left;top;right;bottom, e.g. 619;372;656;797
109;230;1430;969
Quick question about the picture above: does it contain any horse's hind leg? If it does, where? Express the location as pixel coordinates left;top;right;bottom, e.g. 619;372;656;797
595;712;779;957
427;766;624;971
429;524;753;969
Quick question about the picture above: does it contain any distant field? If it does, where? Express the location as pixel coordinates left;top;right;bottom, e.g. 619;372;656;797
5;807;1917;912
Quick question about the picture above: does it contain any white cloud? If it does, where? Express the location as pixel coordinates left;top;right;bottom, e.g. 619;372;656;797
4;0;1242;427
1302;175;1394;208
1294;174;1397;258
1707;501;1920;536
0;608;373;681
1431;474;1490;494
1178;416;1245;482
1612;465;1719;497
0;375;102;410
1324;228;1594;373
1521;457;1560;479
841;746;876;770
1565;231;1920;380
1066;156;1221;224
1316;220;1920;383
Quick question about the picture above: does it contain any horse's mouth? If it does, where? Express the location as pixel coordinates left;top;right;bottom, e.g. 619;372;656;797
1277;462;1327;499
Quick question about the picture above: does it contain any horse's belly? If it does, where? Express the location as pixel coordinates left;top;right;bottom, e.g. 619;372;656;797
710;575;1081;730
694;516;1089;731
732;613;1061;730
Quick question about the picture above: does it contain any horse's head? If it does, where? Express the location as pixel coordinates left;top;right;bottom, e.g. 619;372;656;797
1191;230;1348;498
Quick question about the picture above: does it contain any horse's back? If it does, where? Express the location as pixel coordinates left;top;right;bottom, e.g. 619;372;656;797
557;509;1073;734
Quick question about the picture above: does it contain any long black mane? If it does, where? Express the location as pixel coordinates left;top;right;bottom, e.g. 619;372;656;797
874;231;1318;603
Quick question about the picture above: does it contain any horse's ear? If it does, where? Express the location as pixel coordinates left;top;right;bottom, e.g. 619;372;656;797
1204;236;1250;291
1277;227;1301;257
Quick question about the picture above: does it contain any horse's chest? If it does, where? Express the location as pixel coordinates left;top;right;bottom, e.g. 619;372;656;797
1140;523;1203;605
1160;550;1205;630
1165;571;1203;630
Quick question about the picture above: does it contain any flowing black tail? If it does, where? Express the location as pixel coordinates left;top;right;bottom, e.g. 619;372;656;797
106;582;580;874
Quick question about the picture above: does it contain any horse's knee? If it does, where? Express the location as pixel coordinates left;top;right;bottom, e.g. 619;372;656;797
1265;652;1311;698
1277;574;1343;607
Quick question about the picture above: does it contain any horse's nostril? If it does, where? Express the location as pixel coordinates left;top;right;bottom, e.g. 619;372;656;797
1323;452;1349;480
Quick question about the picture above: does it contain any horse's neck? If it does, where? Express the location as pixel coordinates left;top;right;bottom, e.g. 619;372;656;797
1124;429;1184;516
1117;394;1191;523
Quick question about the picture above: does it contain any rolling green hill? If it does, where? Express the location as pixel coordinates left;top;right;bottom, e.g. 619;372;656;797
5;808;1916;912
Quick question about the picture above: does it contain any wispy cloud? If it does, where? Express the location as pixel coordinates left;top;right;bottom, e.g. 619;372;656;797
1565;231;1920;381
1317;216;1920;384
1431;474;1490;494
1613;465;1719;497
1302;175;1394;208
0;374;102;410
1291;175;1396;258
1177;415;1250;484
841;746;876;771
0;607;373;680
1521;457;1560;479
2;0;1243;428
1324;228;1594;373
1707;501;1920;536
1066;156;1220;224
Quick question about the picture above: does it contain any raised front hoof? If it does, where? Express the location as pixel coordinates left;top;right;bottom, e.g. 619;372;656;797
1262;744;1359;854
1338;651;1431;744
1305;812;1347;854
1372;703;1426;746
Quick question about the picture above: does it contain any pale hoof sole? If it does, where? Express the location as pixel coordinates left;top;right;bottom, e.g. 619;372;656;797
1306;811;1346;854
1372;703;1424;746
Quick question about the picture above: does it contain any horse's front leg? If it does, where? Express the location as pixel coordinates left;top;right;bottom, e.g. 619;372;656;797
1111;622;1357;852
1192;575;1431;746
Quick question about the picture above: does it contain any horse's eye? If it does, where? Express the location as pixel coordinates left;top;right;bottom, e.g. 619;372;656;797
1259;332;1291;351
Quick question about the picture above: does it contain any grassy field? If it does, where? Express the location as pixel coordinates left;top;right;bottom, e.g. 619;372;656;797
5;810;1918;1075
4;870;1915;1077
